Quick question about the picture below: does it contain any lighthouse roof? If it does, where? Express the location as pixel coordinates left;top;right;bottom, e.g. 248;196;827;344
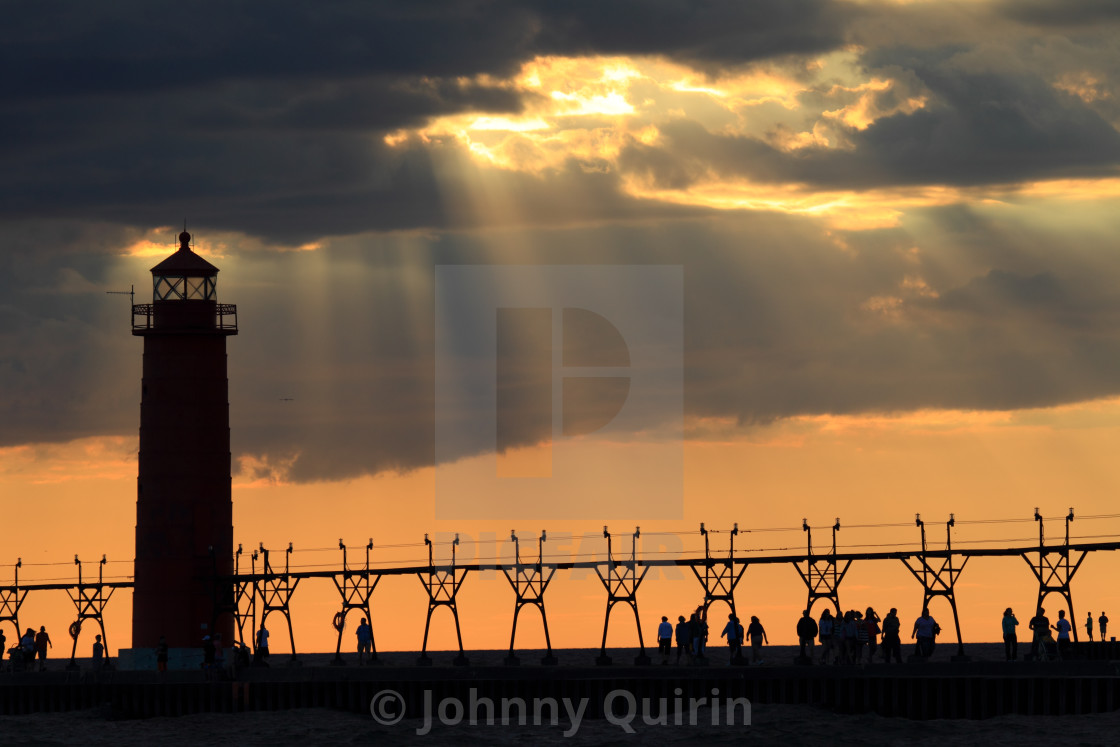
150;232;219;277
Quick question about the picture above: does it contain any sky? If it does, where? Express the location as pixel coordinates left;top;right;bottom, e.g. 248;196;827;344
4;0;1120;656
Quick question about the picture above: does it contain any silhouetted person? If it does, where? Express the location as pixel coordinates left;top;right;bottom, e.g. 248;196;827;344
20;628;34;660
797;609;818;661
1086;611;1094;642
818;609;835;664
688;613;702;662
1053;610;1072;659
1002;608;1019;661
854;610;868;664
92;634;104;671
697;607;709;660
840;610;856;664
213;633;225;673
674;615;691;664
912;608;937;659
657;616;672;665
881;608;902;663
865;608;881;662
236;641;251;669
720;613;741;662
0;629;6;666
202;635;215;678
1100;612;1109;640
156;636;169;673
1029;608;1049;659
747;616;768;663
34;626;52;671
256;623;270;662
357;617;373;665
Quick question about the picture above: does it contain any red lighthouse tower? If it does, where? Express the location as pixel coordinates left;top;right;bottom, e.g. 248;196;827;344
131;230;237;650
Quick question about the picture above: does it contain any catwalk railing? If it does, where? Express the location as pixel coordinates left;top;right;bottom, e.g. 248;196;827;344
3;509;1118;666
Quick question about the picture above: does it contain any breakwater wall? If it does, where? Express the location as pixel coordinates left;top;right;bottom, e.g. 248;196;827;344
3;661;1120;721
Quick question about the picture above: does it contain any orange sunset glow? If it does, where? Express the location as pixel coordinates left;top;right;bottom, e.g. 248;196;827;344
4;0;1120;665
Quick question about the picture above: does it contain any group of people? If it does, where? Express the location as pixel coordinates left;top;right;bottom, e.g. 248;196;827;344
805;607;912;665
1001;608;1110;661
2;626;65;671
656;608;769;665
3;626;108;673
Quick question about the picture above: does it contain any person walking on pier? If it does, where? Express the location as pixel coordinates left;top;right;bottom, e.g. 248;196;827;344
92;635;104;671
20;628;35;668
912;608;937;659
1086;611;1094;642
797;609;818;662
156;636;169;673
256;623;270;663
865;607;881;662
854;610;869;664
818;609;835;664
202;635;215;678
747;615;768;664
657;616;673;665
356;617;373;665
719;613;742;663
213;633;225;674
674;615;690;664
840;610;857;664
881;608;902;663
1029;608;1049;660
1002;608;1019;661
690;608;709;662
34;626;52;671
1100;612;1109;641
1053;610;1072;660
687;613;702;662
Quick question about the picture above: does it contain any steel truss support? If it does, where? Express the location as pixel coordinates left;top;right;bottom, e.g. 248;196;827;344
0;560;27;644
900;514;968;660
594;526;649;666
1022;507;1086;642
66;555;115;670
503;530;557;666
796;518;850;616
690;523;746;620
210;544;255;649
331;538;380;665
257;543;300;663
417;533;469;666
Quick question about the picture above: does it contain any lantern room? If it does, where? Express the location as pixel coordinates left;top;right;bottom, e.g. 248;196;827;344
152;230;218;300
132;230;237;334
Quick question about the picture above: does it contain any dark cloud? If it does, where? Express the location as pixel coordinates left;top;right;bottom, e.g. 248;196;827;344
532;0;844;69
998;0;1120;27
2;1;845;101
13;210;1120;482
622;64;1120;190
0;1;847;241
229;215;1120;480
5;2;1120;484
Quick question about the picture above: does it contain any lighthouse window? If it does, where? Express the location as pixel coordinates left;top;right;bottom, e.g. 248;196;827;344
154;276;183;300
154;275;217;300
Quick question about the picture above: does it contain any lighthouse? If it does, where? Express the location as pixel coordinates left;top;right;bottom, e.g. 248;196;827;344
130;230;237;651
